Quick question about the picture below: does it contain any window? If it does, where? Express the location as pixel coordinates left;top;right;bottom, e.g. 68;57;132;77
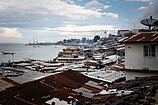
144;44;156;57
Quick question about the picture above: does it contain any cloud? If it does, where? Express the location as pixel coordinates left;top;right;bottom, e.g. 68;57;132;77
124;19;129;21
62;0;74;4
85;0;110;11
46;24;118;32
0;28;22;38
0;0;120;43
0;0;102;20
140;0;158;19
127;0;151;2
102;12;119;18
138;6;148;12
60;31;94;38
0;0;119;22
0;0;119;32
127;0;158;22
43;24;118;38
149;1;153;5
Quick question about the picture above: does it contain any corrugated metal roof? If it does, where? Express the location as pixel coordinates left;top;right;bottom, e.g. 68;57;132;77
0;77;18;92
85;81;104;89
120;32;158;43
0;70;110;104
2;70;158;104
72;87;95;98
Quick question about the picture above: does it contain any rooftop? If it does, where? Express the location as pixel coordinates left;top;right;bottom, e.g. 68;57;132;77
0;70;112;104
1;70;158;104
0;77;18;92
63;46;81;50
119;32;158;43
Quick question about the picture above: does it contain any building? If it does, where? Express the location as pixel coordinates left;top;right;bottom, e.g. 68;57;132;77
120;32;158;71
131;29;156;34
117;30;130;38
60;46;81;57
56;46;85;63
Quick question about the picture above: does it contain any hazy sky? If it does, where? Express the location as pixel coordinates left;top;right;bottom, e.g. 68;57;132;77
0;0;157;43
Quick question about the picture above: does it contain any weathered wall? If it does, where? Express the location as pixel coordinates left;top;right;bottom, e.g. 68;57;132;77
125;43;158;71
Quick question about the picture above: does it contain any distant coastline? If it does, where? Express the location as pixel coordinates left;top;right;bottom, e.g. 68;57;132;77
25;42;55;46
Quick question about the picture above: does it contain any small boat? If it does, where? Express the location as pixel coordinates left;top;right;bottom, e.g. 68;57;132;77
1;51;16;55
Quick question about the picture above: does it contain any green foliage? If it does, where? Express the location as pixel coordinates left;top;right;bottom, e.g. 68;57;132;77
93;35;100;42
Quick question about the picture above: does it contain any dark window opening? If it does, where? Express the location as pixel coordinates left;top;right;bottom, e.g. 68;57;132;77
144;44;156;57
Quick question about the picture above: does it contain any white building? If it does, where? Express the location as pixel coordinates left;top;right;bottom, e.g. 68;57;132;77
120;32;158;71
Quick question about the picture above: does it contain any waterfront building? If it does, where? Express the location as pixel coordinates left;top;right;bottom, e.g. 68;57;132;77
56;46;85;63
59;46;81;57
120;32;158;71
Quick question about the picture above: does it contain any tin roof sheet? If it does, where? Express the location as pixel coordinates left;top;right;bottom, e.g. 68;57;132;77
0;70;109;104
120;32;158;43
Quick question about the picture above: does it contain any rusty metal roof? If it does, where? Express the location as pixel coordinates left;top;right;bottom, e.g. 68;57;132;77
1;70;158;105
0;77;18;92
120;32;158;43
0;70;112;105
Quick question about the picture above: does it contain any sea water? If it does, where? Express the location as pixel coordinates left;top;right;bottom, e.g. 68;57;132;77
0;43;65;62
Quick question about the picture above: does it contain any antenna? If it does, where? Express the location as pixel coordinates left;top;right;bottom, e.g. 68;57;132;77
33;35;35;44
140;16;157;30
36;37;38;44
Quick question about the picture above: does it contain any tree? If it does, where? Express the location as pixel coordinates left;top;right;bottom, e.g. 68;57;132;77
81;37;86;43
93;35;100;42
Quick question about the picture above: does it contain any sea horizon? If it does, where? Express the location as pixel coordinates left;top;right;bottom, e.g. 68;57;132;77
0;43;65;62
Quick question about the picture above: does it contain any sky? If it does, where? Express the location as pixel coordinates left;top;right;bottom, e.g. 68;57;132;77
0;0;157;43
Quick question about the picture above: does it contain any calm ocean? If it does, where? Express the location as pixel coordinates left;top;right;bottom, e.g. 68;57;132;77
0;43;65;62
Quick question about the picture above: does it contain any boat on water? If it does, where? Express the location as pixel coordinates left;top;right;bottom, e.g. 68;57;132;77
1;51;16;55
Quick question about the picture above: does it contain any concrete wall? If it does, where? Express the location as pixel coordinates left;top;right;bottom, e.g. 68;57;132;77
125;43;158;71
